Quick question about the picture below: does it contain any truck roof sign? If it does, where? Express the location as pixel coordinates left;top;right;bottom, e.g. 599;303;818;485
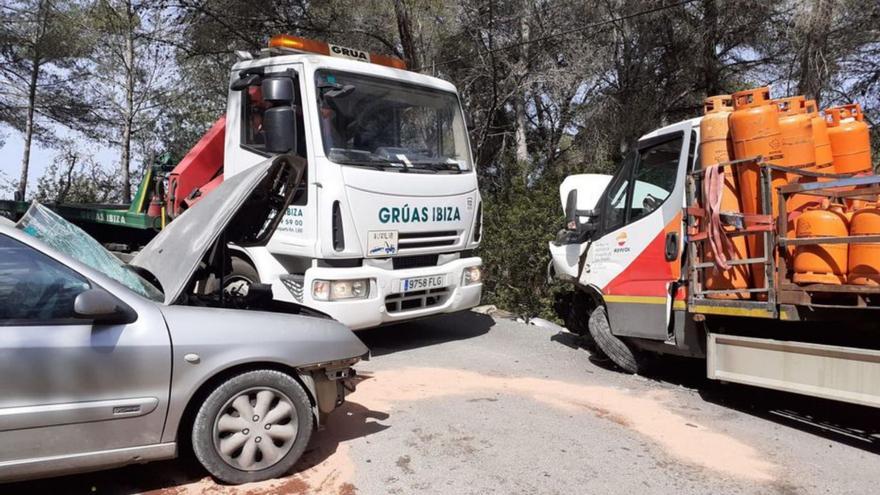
268;34;406;70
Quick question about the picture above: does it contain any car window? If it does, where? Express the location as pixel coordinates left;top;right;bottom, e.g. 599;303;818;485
0;234;90;323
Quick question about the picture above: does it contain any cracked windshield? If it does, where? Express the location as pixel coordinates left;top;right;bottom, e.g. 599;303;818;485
16;203;163;301
316;70;471;172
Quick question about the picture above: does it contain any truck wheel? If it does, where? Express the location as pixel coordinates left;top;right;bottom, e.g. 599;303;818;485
560;291;605;357
588;306;646;374
192;370;313;484
224;257;259;297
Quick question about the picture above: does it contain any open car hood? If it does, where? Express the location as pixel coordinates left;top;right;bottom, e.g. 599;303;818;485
132;155;304;305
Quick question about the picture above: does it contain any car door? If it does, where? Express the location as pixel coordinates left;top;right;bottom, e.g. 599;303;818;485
580;126;690;339
0;233;172;469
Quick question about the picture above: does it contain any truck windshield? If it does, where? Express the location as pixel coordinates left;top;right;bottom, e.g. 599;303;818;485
315;70;471;172
16;203;164;302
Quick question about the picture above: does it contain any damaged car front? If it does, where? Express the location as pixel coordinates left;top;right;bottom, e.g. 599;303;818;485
2;154;368;485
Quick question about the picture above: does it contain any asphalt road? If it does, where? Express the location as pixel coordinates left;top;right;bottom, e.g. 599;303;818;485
8;311;880;494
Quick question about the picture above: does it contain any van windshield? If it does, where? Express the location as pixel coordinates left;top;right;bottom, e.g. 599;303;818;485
315;70;472;173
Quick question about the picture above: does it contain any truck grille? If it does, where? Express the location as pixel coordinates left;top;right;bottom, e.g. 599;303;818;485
385;287;450;313
392;254;439;270
398;230;459;252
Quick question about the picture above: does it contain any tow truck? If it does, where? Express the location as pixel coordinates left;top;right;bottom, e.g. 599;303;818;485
1;35;484;330
549;118;880;409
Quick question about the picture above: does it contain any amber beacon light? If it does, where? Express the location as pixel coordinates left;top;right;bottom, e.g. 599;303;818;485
268;34;407;70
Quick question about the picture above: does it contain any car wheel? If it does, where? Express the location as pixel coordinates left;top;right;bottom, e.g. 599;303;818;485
587;306;647;374
192;370;313;484
223;257;259;297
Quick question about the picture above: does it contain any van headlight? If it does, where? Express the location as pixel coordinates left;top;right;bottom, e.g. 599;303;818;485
312;279;370;301
462;266;482;285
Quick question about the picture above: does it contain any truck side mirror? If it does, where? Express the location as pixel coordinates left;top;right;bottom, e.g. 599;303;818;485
262;76;294;104
564;190;578;230
264;107;297;154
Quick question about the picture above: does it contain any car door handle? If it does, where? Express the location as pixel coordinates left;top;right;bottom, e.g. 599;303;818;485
665;232;679;261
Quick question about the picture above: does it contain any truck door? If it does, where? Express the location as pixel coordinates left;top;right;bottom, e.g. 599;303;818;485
580;127;690;339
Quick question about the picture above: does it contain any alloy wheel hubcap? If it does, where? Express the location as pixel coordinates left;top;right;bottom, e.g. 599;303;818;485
213;387;298;471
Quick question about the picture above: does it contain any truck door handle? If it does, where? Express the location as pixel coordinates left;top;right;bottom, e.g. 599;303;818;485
665;232;679;261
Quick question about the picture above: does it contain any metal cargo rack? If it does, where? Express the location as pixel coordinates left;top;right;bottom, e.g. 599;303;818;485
686;157;779;319
775;170;880;311
686;157;880;321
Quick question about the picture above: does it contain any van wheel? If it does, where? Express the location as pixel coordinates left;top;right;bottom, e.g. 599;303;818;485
192;370;313;484
588;306;646;374
223;257;259;297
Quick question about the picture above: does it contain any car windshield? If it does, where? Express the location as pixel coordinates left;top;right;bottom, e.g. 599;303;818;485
315;69;472;173
16;203;164;302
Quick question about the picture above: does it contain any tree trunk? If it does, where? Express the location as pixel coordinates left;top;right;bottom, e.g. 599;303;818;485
393;0;420;69
18;58;40;201
701;0;720;97
120;1;135;203
797;0;833;104
514;5;530;167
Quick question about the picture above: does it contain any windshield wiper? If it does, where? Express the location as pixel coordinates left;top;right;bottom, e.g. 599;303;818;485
334;160;403;171
409;162;464;173
335;160;442;173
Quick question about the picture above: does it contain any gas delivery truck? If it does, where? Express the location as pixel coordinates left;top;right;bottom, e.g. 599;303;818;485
549;89;880;410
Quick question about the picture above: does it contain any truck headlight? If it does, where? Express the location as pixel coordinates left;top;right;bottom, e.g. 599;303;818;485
312;279;370;301
462;266;482;285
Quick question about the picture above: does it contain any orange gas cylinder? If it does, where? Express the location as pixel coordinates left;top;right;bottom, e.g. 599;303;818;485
793;203;849;285
825;104;872;175
700;95;750;299
700;95;735;166
730;87;787;290
775;96;816;179
805;100;834;174
785;193;822;257
847;206;880;286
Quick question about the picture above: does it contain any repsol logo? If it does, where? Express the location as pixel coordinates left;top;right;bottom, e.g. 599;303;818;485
329;44;369;61
379;205;461;224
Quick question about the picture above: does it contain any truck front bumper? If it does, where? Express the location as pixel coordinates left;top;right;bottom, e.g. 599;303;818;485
294;256;483;330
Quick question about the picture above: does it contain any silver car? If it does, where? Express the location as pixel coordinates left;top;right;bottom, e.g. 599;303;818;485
0;156;368;485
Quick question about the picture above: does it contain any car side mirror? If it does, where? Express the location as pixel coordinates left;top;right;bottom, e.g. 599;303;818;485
74;288;136;324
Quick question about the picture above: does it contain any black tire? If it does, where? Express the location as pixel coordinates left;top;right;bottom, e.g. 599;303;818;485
192;370;313;485
588;306;646;374
223;256;259;297
559;291;605;357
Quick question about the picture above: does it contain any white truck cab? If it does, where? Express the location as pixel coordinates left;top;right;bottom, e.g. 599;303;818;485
222;36;483;329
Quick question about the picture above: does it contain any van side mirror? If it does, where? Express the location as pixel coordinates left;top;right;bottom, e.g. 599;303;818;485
74;288;136;324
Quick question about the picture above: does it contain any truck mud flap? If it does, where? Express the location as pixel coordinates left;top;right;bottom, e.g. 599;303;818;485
707;333;880;408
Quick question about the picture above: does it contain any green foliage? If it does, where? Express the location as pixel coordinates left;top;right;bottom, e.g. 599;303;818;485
479;170;563;320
